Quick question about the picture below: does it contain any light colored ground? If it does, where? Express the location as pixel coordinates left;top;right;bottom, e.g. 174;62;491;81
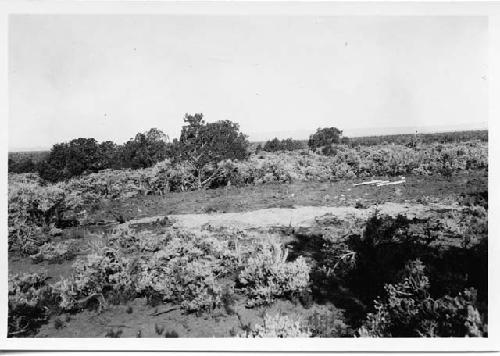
118;201;461;233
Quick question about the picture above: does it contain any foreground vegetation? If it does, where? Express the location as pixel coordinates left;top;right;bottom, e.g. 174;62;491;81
8;158;488;337
8;200;487;337
8;117;488;338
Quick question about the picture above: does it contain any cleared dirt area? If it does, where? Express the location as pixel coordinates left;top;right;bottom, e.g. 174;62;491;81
109;201;462;239
91;171;486;222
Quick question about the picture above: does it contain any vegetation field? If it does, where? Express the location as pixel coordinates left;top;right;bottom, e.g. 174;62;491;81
8;119;488;338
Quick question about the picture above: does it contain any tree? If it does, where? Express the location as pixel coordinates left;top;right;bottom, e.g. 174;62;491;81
8;157;36;173
263;137;304;152
98;141;119;170
38;138;106;182
65;138;101;176
38;143;70;182
120;128;169;169
175;113;249;189
308;127;343;151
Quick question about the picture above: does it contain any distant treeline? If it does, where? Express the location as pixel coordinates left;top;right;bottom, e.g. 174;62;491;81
256;129;487;153
9;114;250;185
8;151;49;173
8;124;488;180
348;130;488;146
9;130;170;177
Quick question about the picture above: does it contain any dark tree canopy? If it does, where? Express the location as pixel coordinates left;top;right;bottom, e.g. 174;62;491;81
8;157;37;173
98;141;119;170
37;129;170;182
38;139;102;182
262;137;305;152
175;113;249;188
120;128;169;169
308;127;343;151
33;114;250;184
66;138;101;176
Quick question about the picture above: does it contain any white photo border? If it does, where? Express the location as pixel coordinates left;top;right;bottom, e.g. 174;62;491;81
0;0;498;352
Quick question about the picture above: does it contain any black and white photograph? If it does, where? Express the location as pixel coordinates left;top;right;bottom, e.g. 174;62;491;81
1;0;499;352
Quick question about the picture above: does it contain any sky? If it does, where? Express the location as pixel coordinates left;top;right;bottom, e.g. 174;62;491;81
9;15;488;150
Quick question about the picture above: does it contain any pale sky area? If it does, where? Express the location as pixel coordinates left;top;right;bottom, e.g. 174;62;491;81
9;15;488;151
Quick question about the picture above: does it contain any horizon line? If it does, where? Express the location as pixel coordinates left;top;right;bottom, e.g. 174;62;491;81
8;124;488;153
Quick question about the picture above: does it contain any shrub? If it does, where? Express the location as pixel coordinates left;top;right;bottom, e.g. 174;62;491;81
136;234;238;312
308;208;487;331
8;175;88;255
307;308;352;337
8;182;65;254
358;260;487;337
238;240;310;307
8;272;58;337
321;210;488;309
240;313;311;338
53;230;243;314
30;240;78;264
107;228;170;253
53;246;138;311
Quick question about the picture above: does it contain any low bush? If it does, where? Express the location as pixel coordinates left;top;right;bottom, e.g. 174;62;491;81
240;313;311;338
321;209;487;302
136;234;240;312
30;240;78;264
307;307;352;337
358;260;486;337
238;240;310;307
8;183;65;254
308;207;488;331
8;272;58;337
53;246;138;311
108;226;190;254
8;180;86;254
